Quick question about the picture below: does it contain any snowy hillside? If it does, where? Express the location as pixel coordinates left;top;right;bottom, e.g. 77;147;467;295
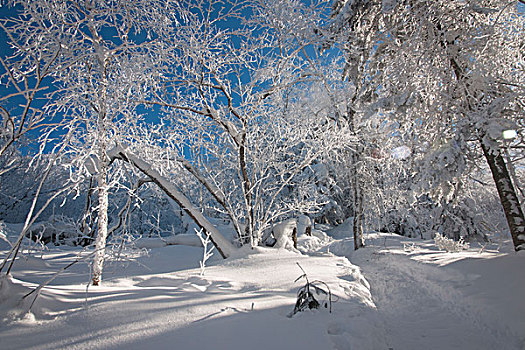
1;227;524;350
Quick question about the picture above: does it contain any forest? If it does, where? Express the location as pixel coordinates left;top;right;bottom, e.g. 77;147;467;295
0;1;524;349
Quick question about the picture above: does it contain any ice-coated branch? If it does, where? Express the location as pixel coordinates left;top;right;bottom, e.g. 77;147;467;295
195;228;215;276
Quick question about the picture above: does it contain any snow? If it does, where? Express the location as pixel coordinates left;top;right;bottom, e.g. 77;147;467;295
1;227;525;349
296;215;311;236
325;233;525;349
391;145;411;159
134;234;202;249
272;219;297;250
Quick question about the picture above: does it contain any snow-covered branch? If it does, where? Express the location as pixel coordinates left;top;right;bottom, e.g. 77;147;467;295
108;145;235;258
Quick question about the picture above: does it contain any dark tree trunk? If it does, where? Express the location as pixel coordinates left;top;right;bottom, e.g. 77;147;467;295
352;152;365;250
480;139;525;251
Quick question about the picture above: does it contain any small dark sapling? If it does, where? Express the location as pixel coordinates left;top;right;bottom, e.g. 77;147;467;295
288;263;332;318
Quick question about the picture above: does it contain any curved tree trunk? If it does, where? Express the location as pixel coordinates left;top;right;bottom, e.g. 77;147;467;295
108;145;235;258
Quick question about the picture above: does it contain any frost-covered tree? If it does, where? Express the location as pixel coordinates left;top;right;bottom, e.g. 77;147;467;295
316;0;392;249
325;0;525;250
136;0;352;247
0;0;185;284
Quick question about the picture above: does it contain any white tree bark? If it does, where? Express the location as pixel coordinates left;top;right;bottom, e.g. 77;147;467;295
91;155;109;285
92;93;110;285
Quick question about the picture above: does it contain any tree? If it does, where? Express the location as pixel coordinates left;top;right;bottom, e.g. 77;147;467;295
1;0;184;284
138;0;351;247
318;0;389;249
325;0;525;250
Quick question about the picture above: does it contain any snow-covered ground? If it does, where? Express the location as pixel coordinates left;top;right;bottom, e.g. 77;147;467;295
326;233;525;350
1;226;524;349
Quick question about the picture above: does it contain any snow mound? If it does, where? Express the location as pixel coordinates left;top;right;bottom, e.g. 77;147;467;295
0;243;385;350
0;275;36;324
272;219;297;250
297;229;331;253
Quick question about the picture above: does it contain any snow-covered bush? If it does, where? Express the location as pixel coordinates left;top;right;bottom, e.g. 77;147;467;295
28;216;84;247
288;263;332;318
403;242;420;253
434;233;469;253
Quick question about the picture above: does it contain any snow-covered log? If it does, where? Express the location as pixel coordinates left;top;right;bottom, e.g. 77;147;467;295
108;145;235;258
134;234;203;249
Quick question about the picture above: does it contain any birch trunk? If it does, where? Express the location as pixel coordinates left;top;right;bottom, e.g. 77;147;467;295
92;118;109;286
89;20;112;285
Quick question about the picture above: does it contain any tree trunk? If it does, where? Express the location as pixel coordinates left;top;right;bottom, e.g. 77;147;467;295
92;147;109;286
238;135;255;247
79;177;95;246
89;25;111;285
480;139;525;251
352;152;365;250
